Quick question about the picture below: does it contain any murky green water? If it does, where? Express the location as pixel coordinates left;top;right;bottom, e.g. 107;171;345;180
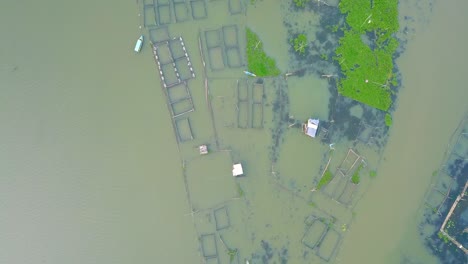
1;0;467;263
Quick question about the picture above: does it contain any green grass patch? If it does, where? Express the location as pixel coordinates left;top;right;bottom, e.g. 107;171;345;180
246;28;281;77
385;113;392;126
317;169;333;190
335;0;399;111
369;170;377;178
438;231;449;243
293;0;309;8
351;164;363;184
292;34;308;55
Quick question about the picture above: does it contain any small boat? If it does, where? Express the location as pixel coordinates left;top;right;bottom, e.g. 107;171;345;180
243;70;256;77
134;35;144;53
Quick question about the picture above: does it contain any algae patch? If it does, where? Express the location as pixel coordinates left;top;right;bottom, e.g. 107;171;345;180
335;0;399;111
246;28;281;77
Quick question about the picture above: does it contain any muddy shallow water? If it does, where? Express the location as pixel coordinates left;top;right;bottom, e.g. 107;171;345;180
0;0;467;263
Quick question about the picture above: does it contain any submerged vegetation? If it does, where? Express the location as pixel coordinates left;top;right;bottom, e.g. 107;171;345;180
351;164;363;184
317;169;333;190
246;28;281;77
236;182;244;197
335;0;399;111
438;231;450;244
293;0;309;8
292;34;308;55
385;113;393;126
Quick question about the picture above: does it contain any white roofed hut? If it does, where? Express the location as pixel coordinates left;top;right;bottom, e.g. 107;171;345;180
303;118;319;138
232;163;244;177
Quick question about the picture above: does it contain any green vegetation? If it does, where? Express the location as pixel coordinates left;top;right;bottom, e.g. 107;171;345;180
246;28;281;77
385;113;392;126
292;34;308;55
317;169;333;190
341;224;347;232
438;231;450;243
293;0;309;8
227;248;238;262
334;0;399;111
329;24;339;33
320;53;328;60
351;164;362;184
369;170;377;178
308;201;317;208
447;220;455;229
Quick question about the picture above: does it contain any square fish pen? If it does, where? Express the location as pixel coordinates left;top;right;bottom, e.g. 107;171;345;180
200;233;219;259
149;26;170;44
190;0;207;20
336;148;361;177
173;0;190;23
168;82;195;118
154;0;172;25
214;206;230;231
175;117;194;142
228;0;243;15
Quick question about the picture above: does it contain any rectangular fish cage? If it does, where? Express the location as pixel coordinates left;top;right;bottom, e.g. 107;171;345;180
155;4;172;25
337;149;361;176
237;79;248;102
173;1;190;23
208;46;225;71
228;0;243;15
167;82;192;106
200;233;219;258
190;0;207;20
337;180;358;206
222;25;239;48
316;229;341;262
149;26;170;44
214;206;230;231
251;103;263;129
302;218;329;250
175;117;194;142
143;4;157;28
225;47;242;68
237;101;249;129
252;82;264;103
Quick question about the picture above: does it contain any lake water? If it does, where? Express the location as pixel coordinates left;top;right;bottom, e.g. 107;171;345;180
1;0;467;263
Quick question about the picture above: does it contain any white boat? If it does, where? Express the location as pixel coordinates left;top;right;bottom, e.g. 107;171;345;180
134;35;143;53
243;70;256;77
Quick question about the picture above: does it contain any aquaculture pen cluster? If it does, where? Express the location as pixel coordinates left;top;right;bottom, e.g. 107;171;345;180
203;25;244;72
302;215;342;262
143;0;208;28
420;114;468;263
236;79;265;129
135;0;400;262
